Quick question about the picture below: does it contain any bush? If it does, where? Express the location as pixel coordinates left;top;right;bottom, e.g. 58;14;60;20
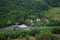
45;0;60;7
29;28;41;36
34;21;44;26
52;27;60;34
0;30;20;40
7;36;11;40
49;20;60;26
0;28;40;40
0;28;60;40
36;29;59;40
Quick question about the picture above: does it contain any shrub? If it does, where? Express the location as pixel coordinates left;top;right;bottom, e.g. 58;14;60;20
36;29;59;40
7;36;11;40
52;27;60;34
49;20;60;26
34;21;44;26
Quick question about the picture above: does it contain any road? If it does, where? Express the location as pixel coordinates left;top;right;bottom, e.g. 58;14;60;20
0;26;55;30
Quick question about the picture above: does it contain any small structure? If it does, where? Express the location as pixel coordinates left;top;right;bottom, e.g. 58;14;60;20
30;19;34;26
30;19;33;23
19;24;28;28
14;24;28;28
43;18;49;22
36;18;41;22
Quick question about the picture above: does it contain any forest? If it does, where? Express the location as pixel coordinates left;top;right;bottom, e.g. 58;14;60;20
0;0;60;27
0;0;60;40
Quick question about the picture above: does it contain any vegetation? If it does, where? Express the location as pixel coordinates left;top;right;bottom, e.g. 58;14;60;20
0;28;60;40
52;27;60;34
0;0;60;40
0;0;60;27
0;0;48;27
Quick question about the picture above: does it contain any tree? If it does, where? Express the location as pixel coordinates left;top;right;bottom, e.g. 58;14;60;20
45;0;60;7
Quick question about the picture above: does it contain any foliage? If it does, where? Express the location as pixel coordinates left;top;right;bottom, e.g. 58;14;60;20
0;28;41;40
36;29;59;40
0;29;60;40
0;0;49;27
34;21;44;26
49;20;60;26
0;0;60;27
52;27;60;34
45;0;60;7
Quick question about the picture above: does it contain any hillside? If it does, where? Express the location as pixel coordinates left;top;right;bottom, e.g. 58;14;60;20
44;7;60;20
0;0;60;27
0;0;49;27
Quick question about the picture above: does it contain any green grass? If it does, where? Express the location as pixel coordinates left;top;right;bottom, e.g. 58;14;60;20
53;34;60;39
44;7;60;20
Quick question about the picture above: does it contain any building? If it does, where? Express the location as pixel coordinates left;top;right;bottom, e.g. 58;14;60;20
14;24;28;28
19;24;28;28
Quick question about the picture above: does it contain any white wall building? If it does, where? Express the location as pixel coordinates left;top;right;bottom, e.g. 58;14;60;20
14;24;28;28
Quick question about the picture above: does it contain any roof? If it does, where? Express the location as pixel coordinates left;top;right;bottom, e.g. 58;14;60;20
19;24;28;28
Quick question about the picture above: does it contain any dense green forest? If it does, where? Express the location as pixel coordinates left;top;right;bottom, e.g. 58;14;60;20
0;0;60;40
0;0;60;27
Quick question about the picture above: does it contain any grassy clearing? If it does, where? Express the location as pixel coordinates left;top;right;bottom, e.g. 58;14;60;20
53;34;60;39
44;7;60;20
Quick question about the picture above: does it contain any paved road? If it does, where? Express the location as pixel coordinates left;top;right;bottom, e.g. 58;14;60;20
0;26;54;30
